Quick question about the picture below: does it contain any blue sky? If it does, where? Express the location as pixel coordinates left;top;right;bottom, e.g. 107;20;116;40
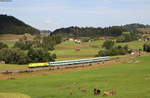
0;0;150;31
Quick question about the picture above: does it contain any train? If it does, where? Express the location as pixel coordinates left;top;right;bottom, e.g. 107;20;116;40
28;57;109;68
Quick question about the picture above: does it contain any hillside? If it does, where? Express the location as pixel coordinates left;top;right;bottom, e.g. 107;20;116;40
137;28;150;33
0;15;40;35
0;33;34;41
52;23;150;37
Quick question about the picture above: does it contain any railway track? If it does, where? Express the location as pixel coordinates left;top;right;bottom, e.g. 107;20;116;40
0;62;97;74
0;54;140;74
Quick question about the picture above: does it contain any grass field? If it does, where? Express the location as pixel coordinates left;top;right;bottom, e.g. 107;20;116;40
117;40;144;50
52;41;100;61
52;40;144;61
0;54;150;98
0;34;33;41
0;93;31;98
52;42;100;60
0;64;28;71
1;41;15;48
0;34;34;48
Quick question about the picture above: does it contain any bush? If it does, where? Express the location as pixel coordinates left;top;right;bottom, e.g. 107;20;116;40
0;48;29;64
0;48;56;64
14;41;33;50
81;37;90;42
116;32;139;43
102;40;115;49
143;42;150;52
14;35;63;51
0;42;8;49
28;48;56;63
51;54;57;61
42;35;62;50
98;45;130;56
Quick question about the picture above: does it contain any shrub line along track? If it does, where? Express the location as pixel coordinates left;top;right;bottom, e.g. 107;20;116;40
0;54;141;74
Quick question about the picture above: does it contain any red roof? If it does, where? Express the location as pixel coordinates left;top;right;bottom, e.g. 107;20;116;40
145;36;150;38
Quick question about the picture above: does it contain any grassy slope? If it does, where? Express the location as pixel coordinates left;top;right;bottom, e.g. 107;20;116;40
117;40;144;50
0;34;33;40
52;40;144;61
0;55;150;98
52;41;102;61
0;34;34;48
0;64;28;71
2;41;15;48
0;93;31;98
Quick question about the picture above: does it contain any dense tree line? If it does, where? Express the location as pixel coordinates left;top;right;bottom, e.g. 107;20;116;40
0;48;29;64
116;32;140;43
97;40;131;56
53;26;125;37
52;23;150;37
0;48;56;64
0;34;62;64
123;23;150;34
0;35;59;64
14;35;62;50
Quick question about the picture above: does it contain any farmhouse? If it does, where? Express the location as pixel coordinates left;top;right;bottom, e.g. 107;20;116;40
68;38;81;43
144;36;150;41
140;36;150;41
74;39;81;43
69;38;74;41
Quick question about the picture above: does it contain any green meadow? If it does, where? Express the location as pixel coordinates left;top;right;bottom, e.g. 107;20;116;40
0;93;31;98
1;41;15;48
52;40;144;61
0;64;27;71
117;40;144;50
0;54;150;98
52;41;101;61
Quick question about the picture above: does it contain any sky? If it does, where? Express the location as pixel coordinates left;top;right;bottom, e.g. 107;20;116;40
0;0;150;31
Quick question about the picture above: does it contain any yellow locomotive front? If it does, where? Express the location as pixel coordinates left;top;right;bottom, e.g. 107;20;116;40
29;62;49;68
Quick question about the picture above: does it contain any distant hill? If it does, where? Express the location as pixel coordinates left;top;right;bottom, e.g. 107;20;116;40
53;26;125;37
137;28;150;33
0;15;40;34
40;30;52;36
52;23;150;37
123;23;150;33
